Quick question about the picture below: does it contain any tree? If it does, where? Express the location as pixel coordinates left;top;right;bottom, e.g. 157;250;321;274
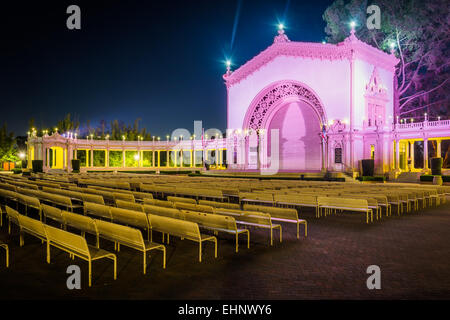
29;114;153;141
56;113;80;133
323;0;449;119
0;123;18;165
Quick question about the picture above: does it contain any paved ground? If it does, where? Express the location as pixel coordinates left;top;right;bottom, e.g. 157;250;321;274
0;200;449;300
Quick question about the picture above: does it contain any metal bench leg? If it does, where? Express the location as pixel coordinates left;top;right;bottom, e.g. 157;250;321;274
46;242;50;264
113;256;117;280
270;228;273;246
143;252;146;275
235;234;238;253
247;231;250;249
19;231;24;247
214;239;217;258
162;247;166;269
199;242;202;263
88;261;92;287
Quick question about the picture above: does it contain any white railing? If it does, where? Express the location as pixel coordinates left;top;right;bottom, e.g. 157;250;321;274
396;119;450;130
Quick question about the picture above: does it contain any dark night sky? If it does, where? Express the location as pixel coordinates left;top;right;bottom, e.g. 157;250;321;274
0;0;334;137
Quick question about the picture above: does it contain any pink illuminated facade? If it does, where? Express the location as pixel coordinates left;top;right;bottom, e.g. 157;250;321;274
223;27;450;175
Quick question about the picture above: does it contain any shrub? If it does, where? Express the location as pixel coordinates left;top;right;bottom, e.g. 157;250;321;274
421;175;449;182
357;176;386;182
13;168;22;174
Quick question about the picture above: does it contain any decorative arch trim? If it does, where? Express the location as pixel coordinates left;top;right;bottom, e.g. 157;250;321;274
242;80;327;130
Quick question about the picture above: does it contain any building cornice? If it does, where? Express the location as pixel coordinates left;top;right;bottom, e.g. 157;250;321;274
223;33;399;88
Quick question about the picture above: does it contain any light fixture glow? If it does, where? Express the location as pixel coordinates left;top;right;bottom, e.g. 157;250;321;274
350;21;356;28
278;23;284;30
19;152;25;160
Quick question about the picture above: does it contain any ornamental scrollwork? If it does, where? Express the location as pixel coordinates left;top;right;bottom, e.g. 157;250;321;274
247;82;325;130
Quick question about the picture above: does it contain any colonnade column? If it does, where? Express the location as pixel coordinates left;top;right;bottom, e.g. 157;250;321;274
122;149;125;168
46;148;50;168
180;150;183;167
62;148;66;170
90;148;94;168
166;150;169;167
395;140;400;171
105;148;109;168
423;138;429;171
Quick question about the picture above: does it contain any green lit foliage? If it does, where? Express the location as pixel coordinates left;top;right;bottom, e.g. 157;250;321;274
109;151;122;167
76;150;87;167
142;151;153;167
93;150;105;167
125;151;138;167
0;123;18;164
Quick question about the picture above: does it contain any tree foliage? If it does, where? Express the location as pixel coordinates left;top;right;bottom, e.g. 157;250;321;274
0;123;18;164
323;0;449;119
29;113;153;141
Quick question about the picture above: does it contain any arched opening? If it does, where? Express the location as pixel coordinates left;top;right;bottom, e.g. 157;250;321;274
267;101;322;171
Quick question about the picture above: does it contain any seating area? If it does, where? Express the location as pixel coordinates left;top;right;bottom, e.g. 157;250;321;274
0;171;448;287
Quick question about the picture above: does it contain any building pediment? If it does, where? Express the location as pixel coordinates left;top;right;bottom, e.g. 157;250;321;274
223;32;399;88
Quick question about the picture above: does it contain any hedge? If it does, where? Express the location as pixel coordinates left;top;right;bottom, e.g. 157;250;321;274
356;176;386;182
420;175;450;182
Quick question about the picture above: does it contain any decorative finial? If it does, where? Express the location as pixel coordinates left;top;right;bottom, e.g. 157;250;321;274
344;21;358;43
350;21;356;34
274;23;290;43
226;60;232;75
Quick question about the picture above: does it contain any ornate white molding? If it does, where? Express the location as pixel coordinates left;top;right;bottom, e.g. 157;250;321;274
243;81;326;130
224;33;399;88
